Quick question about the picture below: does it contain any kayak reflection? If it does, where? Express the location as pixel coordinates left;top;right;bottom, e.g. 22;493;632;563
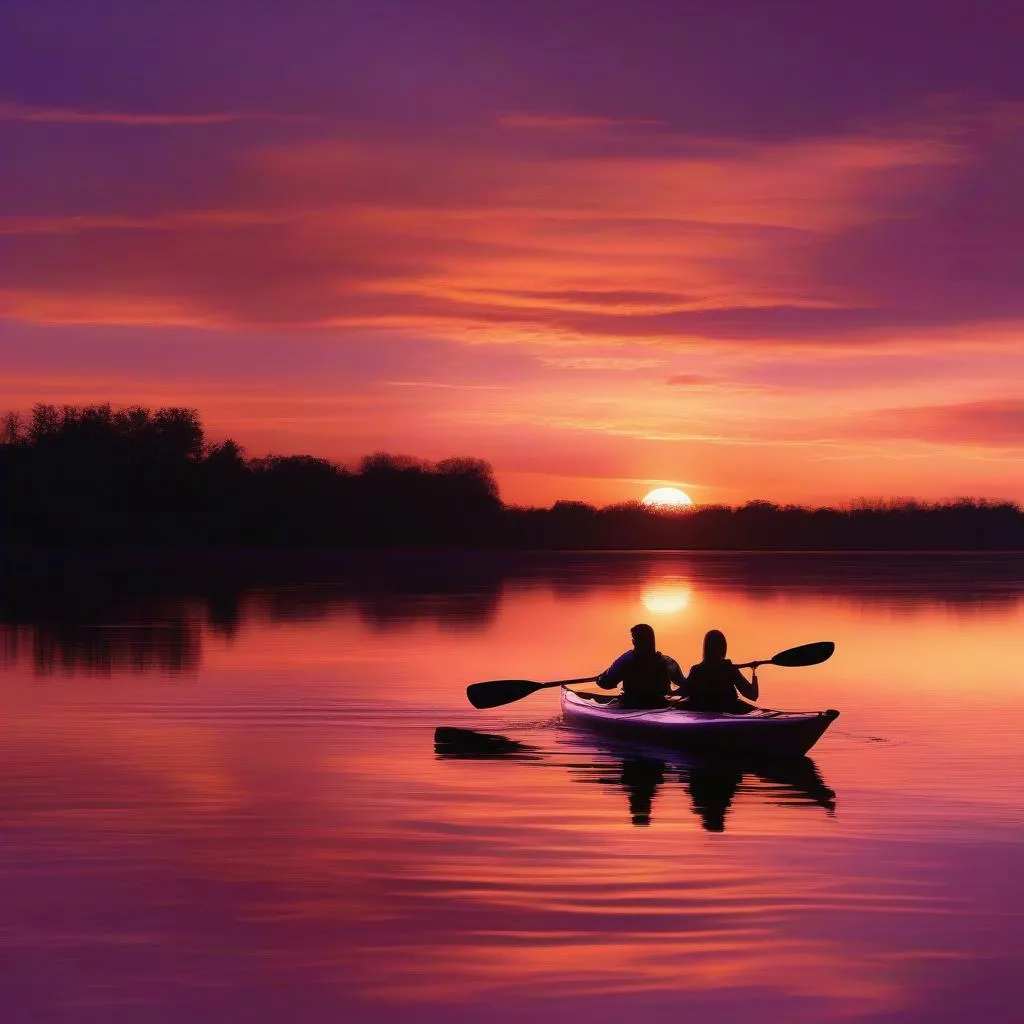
434;727;836;831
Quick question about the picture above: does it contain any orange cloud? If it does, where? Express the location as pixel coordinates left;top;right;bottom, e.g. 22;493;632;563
666;374;719;387
851;399;1024;447
0;109;978;338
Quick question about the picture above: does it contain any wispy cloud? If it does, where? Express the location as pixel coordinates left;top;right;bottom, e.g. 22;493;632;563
854;399;1024;447
539;356;665;371
382;380;508;390
0;101;305;126
0;210;297;235
499;112;664;131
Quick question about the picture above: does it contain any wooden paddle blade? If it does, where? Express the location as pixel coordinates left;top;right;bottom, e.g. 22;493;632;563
466;678;544;709
770;641;835;667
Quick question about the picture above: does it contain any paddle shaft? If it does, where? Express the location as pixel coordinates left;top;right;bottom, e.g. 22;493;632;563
536;676;598;689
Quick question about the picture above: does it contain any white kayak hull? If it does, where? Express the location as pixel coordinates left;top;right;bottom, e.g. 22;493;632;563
561;688;839;757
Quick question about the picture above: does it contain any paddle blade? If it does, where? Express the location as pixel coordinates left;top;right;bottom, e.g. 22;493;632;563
466;678;544;709
770;641;835;668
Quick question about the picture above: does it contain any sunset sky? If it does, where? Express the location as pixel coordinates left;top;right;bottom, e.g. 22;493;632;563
0;1;1022;506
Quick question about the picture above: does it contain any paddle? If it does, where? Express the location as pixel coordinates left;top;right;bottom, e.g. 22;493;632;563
733;640;835;670
466;675;597;710
465;641;834;710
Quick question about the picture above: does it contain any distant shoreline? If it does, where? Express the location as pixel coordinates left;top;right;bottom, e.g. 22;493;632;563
3;404;1020;551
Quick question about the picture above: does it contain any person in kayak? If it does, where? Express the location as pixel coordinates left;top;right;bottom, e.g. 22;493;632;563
679;629;758;713
595;623;685;708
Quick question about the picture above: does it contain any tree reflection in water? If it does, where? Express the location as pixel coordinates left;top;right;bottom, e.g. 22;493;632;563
434;726;836;832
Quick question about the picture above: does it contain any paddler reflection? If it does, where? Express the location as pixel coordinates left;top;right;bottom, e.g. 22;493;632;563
434;727;835;832
595;757;744;831
597;755;666;827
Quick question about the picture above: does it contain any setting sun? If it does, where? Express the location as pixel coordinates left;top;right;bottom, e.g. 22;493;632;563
642;487;694;509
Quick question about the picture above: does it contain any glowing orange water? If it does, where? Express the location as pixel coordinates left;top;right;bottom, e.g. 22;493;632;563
0;554;1020;1022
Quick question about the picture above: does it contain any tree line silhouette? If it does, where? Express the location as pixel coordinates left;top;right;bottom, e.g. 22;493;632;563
1;403;1020;549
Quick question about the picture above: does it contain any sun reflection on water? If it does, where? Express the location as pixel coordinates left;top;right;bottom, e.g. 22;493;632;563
640;580;692;614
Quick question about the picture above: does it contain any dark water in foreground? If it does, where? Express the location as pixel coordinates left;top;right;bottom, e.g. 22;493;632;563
0;553;1022;1023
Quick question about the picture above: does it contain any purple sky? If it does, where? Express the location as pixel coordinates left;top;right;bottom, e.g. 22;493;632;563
0;0;1022;504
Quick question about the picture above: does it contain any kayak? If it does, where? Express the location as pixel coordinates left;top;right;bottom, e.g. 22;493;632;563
561;688;839;757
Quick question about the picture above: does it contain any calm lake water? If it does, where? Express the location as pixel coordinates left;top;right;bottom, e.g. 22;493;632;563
0;552;1022;1023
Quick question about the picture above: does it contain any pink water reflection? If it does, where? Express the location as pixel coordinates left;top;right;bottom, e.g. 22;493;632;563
0;554;1020;1022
